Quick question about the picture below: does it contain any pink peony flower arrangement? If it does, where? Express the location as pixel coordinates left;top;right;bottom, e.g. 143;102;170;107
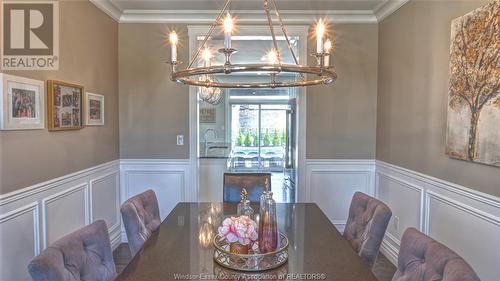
218;215;258;246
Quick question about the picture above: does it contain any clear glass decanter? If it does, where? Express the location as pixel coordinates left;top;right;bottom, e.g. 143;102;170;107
258;179;278;253
237;188;254;218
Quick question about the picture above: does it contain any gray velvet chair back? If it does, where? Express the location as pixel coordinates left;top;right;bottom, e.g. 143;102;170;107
392;228;480;281
343;192;392;268
223;173;271;203
121;189;161;255
28;220;116;281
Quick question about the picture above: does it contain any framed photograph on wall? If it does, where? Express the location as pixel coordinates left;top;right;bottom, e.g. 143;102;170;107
0;74;45;130
85;93;104;126
47;80;84;131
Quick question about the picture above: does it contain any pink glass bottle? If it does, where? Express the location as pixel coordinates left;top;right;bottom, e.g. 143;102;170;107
258;180;278;253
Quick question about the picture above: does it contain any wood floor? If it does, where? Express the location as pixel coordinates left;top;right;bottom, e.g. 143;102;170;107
372;253;397;281
113;243;396;281
113;243;133;275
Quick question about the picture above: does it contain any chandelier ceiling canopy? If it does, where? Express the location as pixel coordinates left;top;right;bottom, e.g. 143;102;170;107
168;0;337;94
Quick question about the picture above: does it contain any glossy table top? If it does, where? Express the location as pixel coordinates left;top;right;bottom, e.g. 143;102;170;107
116;203;379;281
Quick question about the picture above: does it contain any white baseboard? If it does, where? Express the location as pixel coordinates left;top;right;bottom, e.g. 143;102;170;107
379;231;399;265
376;160;500;281
109;222;123;249
0;160;120;281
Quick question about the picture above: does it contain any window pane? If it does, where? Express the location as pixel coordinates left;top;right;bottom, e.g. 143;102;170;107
231;104;260;169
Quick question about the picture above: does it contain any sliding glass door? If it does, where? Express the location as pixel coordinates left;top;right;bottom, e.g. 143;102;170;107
229;102;292;172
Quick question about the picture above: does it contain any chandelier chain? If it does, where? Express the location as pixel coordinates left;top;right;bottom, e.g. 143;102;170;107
264;0;280;62
270;0;304;81
187;0;232;69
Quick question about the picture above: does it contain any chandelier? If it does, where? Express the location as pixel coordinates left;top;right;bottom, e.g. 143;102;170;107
168;0;337;91
198;86;224;105
196;48;224;105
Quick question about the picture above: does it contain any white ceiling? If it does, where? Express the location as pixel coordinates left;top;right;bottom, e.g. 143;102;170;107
90;0;409;23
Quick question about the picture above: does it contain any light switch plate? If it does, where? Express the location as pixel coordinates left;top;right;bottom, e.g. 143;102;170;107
176;135;184;146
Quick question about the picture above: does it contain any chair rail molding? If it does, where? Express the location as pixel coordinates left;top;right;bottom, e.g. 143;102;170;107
376;160;500;281
0;160;120;281
0;160;119;206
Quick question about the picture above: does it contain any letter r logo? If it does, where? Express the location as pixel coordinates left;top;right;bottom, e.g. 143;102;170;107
1;1;59;70
3;3;54;55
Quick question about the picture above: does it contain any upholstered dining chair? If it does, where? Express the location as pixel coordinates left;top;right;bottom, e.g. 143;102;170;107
28;220;116;281
121;189;161;255
392;228;480;281
343;192;392;269
223;173;271;203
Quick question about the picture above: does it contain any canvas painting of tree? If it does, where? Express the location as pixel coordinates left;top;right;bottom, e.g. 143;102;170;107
446;1;500;167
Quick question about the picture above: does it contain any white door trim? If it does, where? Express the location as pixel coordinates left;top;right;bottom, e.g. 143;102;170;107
187;25;309;202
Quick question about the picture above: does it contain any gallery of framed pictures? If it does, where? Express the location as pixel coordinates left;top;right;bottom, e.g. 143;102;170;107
47;80;84;131
0;74;45;130
86;92;104;126
446;1;500;167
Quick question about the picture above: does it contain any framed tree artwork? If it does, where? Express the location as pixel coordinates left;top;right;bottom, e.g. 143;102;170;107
85;93;104;126
47;80;84;131
446;1;500;167
0;74;45;130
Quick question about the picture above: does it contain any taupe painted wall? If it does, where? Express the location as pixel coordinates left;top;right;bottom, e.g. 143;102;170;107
0;1;119;194
307;24;379;159
377;0;500;197
119;24;190;159
119;23;378;160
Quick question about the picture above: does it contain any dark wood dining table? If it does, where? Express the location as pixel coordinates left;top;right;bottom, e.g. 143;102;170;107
115;202;379;281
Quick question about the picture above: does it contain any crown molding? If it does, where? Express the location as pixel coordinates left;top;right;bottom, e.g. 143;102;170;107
89;0;409;24
89;0;121;21
120;9;377;24
374;0;410;22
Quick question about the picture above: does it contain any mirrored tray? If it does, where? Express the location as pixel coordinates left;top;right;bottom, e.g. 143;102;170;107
213;233;289;272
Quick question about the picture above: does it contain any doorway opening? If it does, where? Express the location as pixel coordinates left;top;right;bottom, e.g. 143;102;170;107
191;26;308;203
227;89;296;202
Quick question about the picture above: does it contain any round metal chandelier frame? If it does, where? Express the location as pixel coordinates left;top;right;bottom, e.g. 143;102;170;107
172;63;337;89
168;0;337;89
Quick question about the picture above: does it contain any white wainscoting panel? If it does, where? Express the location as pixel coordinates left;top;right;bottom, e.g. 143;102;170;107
376;160;500;281
90;171;121;246
0;202;39;281
42;184;89;248
376;173;424;238
0;160;120;281
120;159;191;233
305;160;375;232
426;191;500;281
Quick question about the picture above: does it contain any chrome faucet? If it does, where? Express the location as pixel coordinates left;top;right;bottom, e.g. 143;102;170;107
203;128;217;156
